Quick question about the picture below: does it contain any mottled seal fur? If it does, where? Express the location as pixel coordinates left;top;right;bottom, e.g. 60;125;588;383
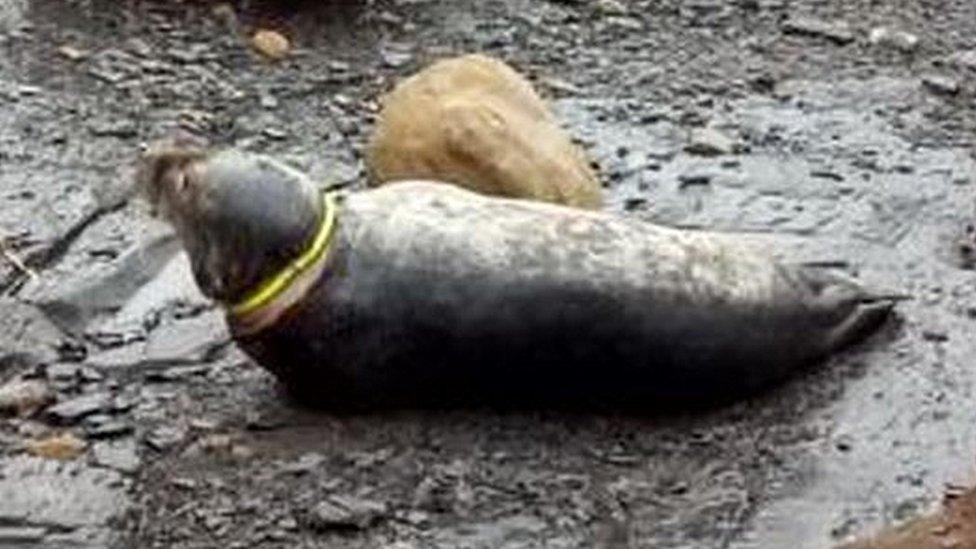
138;146;896;410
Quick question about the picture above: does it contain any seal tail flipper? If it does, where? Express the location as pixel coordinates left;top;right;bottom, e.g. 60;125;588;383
791;265;901;352
823;298;897;352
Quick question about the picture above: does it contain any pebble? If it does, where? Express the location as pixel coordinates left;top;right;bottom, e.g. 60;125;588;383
678;172;715;188
251;30;290;61
26;432;87;460
58;45;89;61
0;527;46;543
0;379;54;416
949;49;976;71
868;27;919;53
46;392;113;424
782;16;855;45
686;128;738;156
594;0;628;16
92;439;141;473
84;420;134;440
145;425;187;452
922;75;960;96
308;496;387;531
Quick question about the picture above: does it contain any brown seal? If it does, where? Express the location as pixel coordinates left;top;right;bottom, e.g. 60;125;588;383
366;53;603;208
137;145;897;410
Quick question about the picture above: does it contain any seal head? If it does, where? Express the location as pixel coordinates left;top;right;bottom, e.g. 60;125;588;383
137;145;328;325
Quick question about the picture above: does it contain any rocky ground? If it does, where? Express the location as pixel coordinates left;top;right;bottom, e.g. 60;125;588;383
1;0;975;548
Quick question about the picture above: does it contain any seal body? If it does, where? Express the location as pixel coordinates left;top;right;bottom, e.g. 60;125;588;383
138;148;894;410
232;182;893;409
366;54;603;209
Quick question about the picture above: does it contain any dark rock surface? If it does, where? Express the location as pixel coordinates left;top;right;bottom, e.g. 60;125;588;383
0;0;975;548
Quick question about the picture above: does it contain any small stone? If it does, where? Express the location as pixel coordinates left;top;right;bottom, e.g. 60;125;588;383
84;420;134;440
262;127;288;140
595;0;628;16
868;27;919;53
197;434;234;454
686;128;738;156
170;477;197;490
58;45;89;61
308;496;387;531
46;363;80;381
782;16;855;45
281;452;325;476
259;93;279;109
251;29;290;61
949;49;976;71
678;172;714;188
381;49;413;68
46;392;113;424
92;439;141;473
923;75;960;96
0;527;46;543
0;379;54;416
26;432;87;460
145;425;187;452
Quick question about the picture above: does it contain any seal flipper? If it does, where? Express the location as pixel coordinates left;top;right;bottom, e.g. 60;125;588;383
792;266;897;353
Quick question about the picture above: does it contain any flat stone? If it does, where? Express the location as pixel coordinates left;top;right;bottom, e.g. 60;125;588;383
0;455;127;528
0;526;46;543
782;16;855;45
868;27;919;53
308;496;387;531
686;128;738;156
46;392;113;424
0;379;54;416
85;420;134;440
949;49;976;71
144;425;187;452
92;439;141;474
922;75;960;96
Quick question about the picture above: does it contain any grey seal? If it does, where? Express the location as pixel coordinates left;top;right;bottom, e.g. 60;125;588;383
137;144;897;410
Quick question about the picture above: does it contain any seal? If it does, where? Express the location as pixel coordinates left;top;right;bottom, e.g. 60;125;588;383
137;145;897;410
366;54;603;209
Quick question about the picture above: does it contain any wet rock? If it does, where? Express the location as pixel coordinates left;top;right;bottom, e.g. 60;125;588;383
594;0;628;16
92;439;140;474
84;418;134;440
678;171;715;188
0;379;54;416
46;362;80;383
280;452;325;476
949;49;976;71
87;119;138;138
144;425;187;452
308;496;388;531
686;128;738;156
0;300;64;366
58;45;89;61
922;75;960;96
26;432;87;460
381;48;413;69
46;391;113;424
868;27;919;53
0;455;126;528
0;527;46;544
782;16;855;45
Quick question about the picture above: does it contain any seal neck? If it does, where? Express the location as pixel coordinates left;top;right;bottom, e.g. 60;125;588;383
227;191;338;335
